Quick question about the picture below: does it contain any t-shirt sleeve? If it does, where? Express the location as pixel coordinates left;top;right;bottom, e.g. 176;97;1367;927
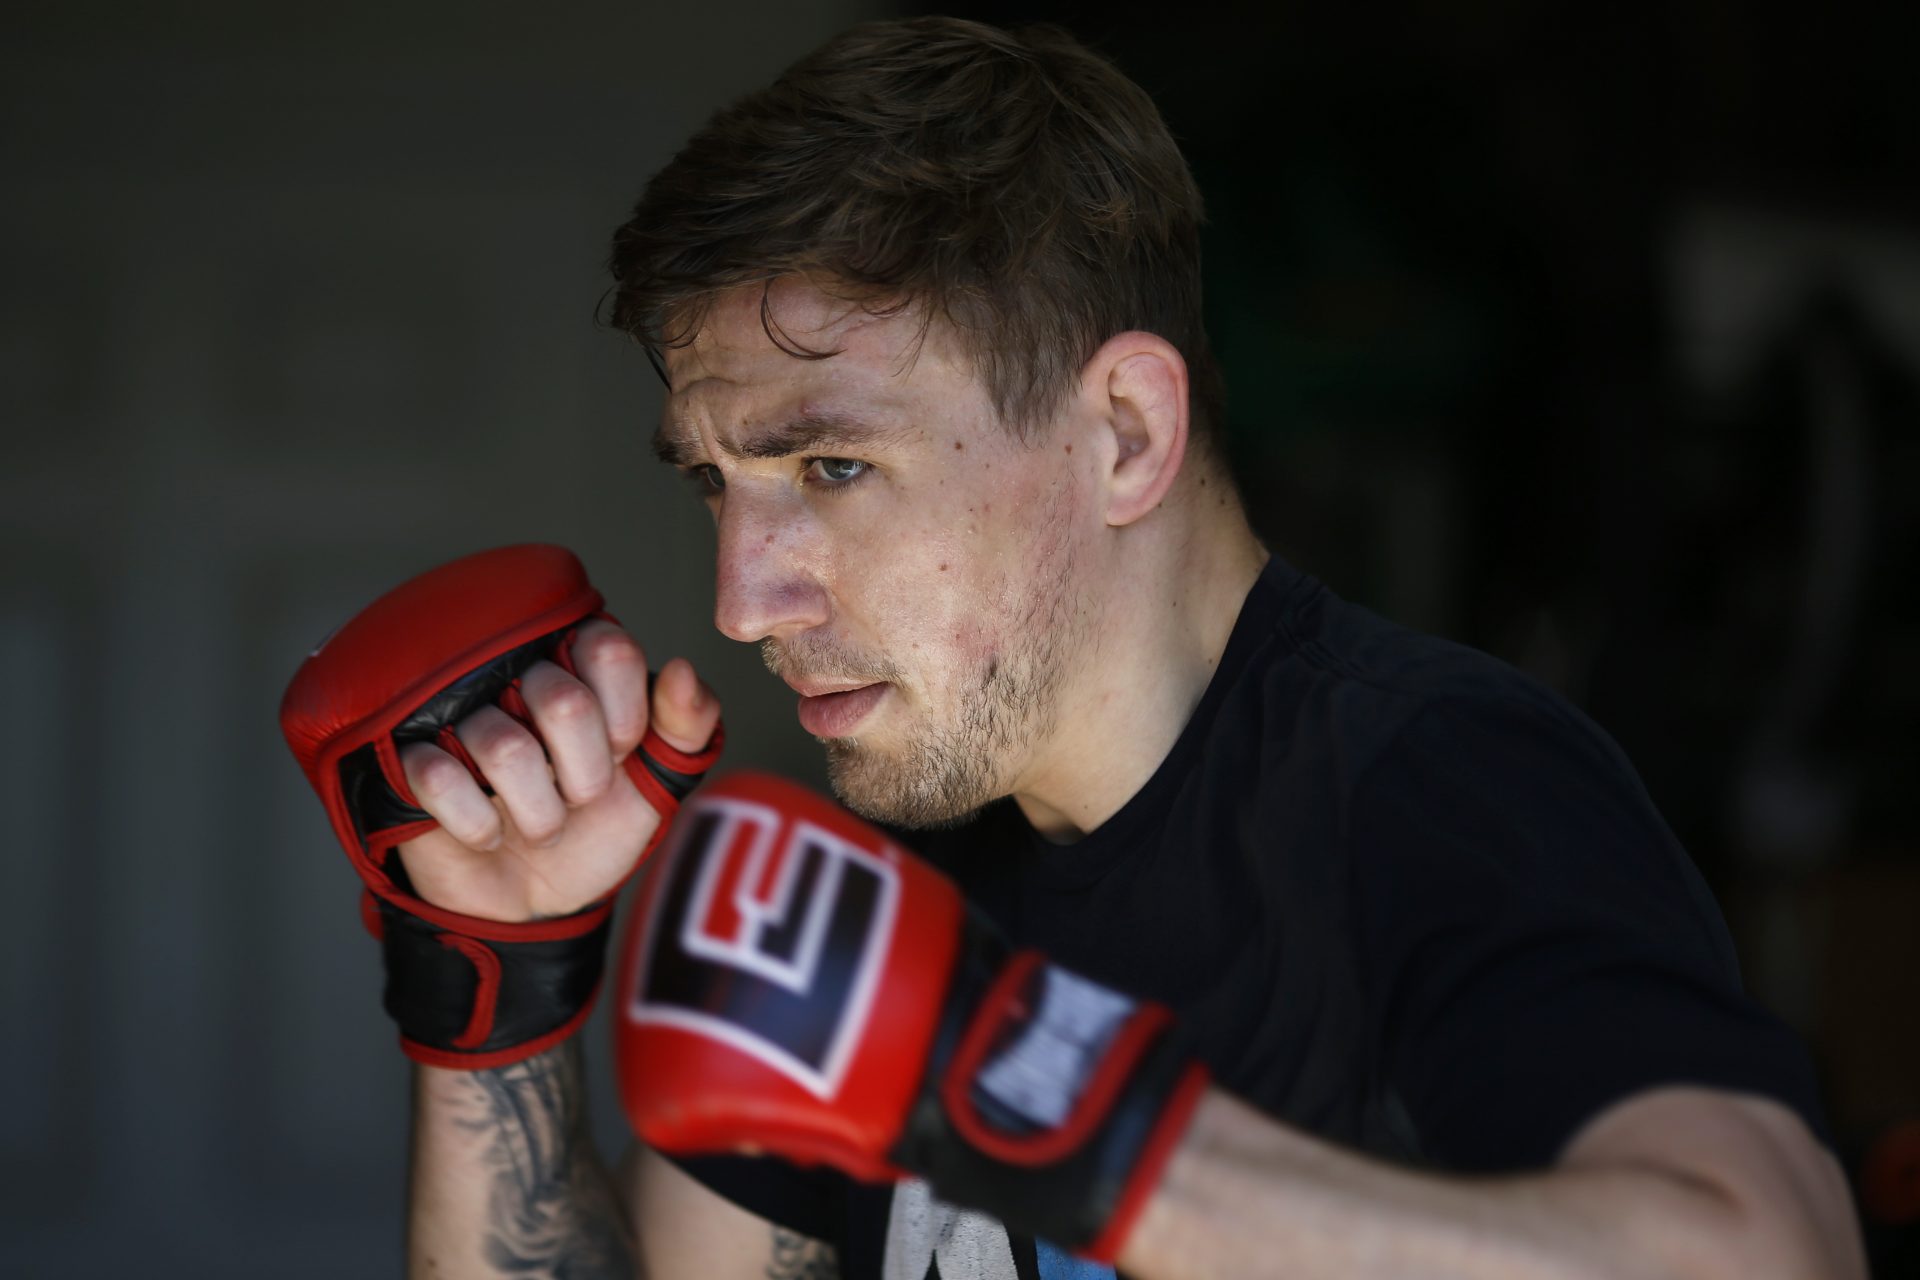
661;1151;849;1245
1349;691;1831;1173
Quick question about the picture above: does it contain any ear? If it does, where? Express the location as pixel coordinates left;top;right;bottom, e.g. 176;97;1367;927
1081;331;1190;527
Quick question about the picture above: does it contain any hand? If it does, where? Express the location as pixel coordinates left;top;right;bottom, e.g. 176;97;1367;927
281;543;726;1067
397;621;723;923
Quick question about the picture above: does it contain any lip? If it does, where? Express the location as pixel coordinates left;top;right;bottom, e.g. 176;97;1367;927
795;682;888;738
782;675;880;698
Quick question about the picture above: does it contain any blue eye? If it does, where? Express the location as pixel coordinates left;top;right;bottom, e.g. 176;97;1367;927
808;458;869;486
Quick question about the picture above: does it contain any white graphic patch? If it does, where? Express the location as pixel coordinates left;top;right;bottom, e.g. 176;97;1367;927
976;967;1137;1127
882;1179;1020;1280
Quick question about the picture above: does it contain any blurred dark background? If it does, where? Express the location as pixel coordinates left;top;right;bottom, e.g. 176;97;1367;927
3;1;1915;1275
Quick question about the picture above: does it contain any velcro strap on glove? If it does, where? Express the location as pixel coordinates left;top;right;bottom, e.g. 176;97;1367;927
892;923;1208;1263
370;891;616;1065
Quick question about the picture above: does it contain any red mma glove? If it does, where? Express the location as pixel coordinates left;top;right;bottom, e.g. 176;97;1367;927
280;544;722;1070
614;772;1207;1263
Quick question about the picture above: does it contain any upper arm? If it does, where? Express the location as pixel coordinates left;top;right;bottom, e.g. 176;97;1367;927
622;1143;841;1280
1351;695;1831;1172
1558;1085;1866;1280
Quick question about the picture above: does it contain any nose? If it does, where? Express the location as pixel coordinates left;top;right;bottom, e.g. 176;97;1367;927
712;496;830;644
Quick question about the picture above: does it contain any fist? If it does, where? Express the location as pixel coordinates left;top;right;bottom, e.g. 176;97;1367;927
280;543;725;1067
396;625;722;922
614;773;1207;1262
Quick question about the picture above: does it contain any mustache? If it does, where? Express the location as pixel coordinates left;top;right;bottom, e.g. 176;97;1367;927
761;636;903;686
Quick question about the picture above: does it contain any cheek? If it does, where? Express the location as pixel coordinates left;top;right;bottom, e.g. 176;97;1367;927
915;554;1060;695
881;574;1001;674
851;462;1075;672
856;547;1010;692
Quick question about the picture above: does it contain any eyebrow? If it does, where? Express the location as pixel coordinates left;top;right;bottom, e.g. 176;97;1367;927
651;410;913;468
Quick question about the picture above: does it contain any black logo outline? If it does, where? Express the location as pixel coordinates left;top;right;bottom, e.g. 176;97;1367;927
629;796;901;1099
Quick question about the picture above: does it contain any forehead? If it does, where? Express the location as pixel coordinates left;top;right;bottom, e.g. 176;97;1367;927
662;281;983;426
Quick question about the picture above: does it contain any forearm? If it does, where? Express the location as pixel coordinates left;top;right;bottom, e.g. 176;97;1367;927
1118;1090;1840;1280
409;1041;635;1280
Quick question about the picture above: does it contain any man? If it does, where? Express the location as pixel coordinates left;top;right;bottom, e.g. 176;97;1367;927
354;17;1863;1280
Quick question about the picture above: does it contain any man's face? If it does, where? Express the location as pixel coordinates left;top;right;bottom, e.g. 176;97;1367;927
657;281;1095;828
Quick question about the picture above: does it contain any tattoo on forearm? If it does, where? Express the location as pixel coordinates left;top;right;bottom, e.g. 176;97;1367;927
766;1227;839;1280
449;1043;633;1278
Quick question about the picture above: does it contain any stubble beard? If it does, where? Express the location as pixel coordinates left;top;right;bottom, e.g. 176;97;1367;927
766;528;1087;832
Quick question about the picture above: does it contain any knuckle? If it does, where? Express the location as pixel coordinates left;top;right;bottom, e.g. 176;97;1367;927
567;766;612;804
472;722;543;771
495;730;546;770
580;623;645;672
537;679;598;725
608;724;645;759
402;747;467;801
450;811;502;849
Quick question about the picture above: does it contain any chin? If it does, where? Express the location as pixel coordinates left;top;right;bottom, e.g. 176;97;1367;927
823;738;996;832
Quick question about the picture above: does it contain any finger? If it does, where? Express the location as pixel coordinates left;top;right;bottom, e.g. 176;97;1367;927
519;659;615;808
569;619;651;759
399;740;504;850
650;657;722;754
455;704;568;847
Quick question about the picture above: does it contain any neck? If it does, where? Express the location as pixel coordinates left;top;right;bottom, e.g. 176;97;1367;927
1012;474;1268;842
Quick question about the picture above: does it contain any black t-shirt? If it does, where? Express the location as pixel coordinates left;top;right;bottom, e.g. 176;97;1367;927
672;556;1828;1279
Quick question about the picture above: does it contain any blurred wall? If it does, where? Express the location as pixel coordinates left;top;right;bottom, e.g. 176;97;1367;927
0;3;880;1275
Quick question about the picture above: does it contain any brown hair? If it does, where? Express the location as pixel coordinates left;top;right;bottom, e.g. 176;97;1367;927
606;16;1226;445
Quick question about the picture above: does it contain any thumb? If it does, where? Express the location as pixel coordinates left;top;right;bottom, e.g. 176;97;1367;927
649;657;722;755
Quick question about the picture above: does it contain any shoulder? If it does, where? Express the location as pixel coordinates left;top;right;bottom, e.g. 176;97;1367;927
1252;582;1733;960
1341;667;1728;965
1191;573;1703;947
1265;570;1544;707
1234;572;1632;812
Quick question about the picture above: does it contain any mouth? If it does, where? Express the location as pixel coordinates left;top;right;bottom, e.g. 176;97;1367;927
794;682;889;738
